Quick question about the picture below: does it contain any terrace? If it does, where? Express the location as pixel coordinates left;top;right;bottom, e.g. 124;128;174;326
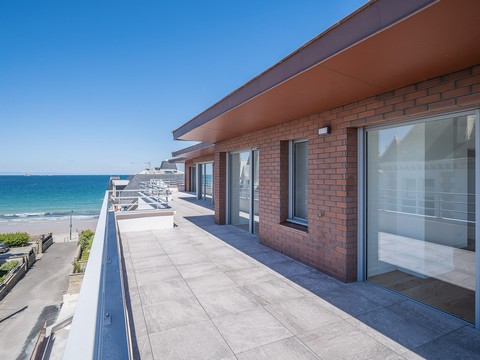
61;191;480;359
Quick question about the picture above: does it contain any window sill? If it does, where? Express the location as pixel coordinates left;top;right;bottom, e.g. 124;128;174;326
280;221;308;233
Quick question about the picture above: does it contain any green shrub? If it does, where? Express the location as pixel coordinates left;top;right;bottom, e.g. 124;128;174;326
0;260;19;283
72;260;82;273
0;260;19;272
0;232;30;247
79;230;94;251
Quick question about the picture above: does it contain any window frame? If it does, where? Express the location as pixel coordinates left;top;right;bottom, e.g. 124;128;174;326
288;139;309;226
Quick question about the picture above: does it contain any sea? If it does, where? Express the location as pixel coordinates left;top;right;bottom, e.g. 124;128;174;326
0;175;118;222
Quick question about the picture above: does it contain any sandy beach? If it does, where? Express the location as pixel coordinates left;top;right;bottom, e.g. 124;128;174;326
0;216;99;238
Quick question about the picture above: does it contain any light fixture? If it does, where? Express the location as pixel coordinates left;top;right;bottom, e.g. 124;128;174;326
318;126;331;135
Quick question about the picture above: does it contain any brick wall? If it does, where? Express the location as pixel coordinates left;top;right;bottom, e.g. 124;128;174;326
209;65;480;282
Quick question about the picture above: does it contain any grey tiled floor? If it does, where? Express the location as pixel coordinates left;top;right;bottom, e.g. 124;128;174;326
120;193;480;360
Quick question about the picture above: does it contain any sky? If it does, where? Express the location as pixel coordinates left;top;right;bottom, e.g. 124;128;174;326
1;1;367;175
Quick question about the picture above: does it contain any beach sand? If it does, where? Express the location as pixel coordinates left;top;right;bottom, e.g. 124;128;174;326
0;216;99;238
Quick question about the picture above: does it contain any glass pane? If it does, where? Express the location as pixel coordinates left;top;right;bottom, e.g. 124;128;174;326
204;163;213;200
229;152;251;231
190;167;196;193
253;150;260;234
197;164;203;199
294;141;308;220
367;114;476;323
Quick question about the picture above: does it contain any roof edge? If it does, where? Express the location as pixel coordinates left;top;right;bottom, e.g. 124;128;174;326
173;0;437;140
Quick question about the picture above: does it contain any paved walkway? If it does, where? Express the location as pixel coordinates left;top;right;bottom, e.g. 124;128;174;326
121;193;480;360
0;241;77;360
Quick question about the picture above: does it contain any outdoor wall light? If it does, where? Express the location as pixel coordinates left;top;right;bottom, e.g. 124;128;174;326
318;126;331;135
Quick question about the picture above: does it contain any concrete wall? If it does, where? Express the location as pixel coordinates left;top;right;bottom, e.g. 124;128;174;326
116;211;175;233
206;65;480;282
0;251;36;301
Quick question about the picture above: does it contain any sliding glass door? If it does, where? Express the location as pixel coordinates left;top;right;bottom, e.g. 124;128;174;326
197;162;213;201
365;112;477;323
229;150;259;234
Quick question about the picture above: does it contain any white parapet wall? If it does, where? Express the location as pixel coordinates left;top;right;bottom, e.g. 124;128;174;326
116;210;175;233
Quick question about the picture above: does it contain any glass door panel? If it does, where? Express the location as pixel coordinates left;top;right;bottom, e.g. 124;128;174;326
253;150;260;234
190;166;196;193
366;114;476;323
198;163;214;201
229;152;251;231
204;163;213;200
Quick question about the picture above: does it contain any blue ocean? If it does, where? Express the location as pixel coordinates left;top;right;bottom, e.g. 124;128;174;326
0;175;114;219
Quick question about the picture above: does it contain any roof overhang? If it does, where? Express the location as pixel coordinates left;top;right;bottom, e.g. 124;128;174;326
169;142;215;162
173;0;480;143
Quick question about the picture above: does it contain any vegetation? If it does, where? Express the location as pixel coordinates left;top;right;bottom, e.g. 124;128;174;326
0;260;19;283
72;260;82;274
73;230;95;273
0;232;30;247
79;230;94;251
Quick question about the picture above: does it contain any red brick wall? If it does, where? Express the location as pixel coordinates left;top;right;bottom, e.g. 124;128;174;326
209;65;480;282
214;152;227;225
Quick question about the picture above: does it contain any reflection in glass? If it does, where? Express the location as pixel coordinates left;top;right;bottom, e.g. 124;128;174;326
190;166;196;193
253;150;260;234
198;163;213;201
294;141;308;220
204;163;213;199
229;152;251;231
367;114;476;322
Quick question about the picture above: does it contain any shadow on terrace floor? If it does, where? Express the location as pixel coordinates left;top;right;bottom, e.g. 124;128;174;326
176;195;214;211
184;214;480;360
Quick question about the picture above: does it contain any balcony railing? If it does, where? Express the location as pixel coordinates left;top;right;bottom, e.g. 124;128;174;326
62;190;173;359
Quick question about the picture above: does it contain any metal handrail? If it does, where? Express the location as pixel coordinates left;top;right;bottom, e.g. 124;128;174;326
63;193;116;359
63;186;176;359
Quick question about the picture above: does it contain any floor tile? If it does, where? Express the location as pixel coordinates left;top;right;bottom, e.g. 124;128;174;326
185;272;238;295
299;320;400;360
133;334;154;360
237;337;319;360
288;270;343;295
168;250;208;266
129;247;165;259
411;325;480;359
149;320;234;360
212;308;292;353
265;296;343;335
143;296;209;333
321;282;405;316
132;255;174;271
243;278;303;305
135;266;182;285
226;267;277;287
268;260;313;277
176;261;221;279
138;278;193;304
356;300;466;349
213;255;257;272
196;287;259;318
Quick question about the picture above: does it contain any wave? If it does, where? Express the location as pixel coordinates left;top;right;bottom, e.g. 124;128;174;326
1;211;100;219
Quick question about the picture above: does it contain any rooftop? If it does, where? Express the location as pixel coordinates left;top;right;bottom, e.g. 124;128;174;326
120;193;480;359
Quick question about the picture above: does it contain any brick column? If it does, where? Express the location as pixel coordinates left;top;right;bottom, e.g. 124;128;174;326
214;152;227;224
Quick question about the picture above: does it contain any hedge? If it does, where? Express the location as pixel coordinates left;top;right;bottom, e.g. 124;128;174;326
79;230;94;263
0;260;19;283
79;230;94;251
0;232;30;247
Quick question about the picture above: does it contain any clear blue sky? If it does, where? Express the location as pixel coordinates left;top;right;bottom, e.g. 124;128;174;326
1;1;366;175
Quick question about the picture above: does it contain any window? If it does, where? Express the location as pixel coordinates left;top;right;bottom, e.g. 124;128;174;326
197;162;213;201
289;140;308;224
366;112;477;323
